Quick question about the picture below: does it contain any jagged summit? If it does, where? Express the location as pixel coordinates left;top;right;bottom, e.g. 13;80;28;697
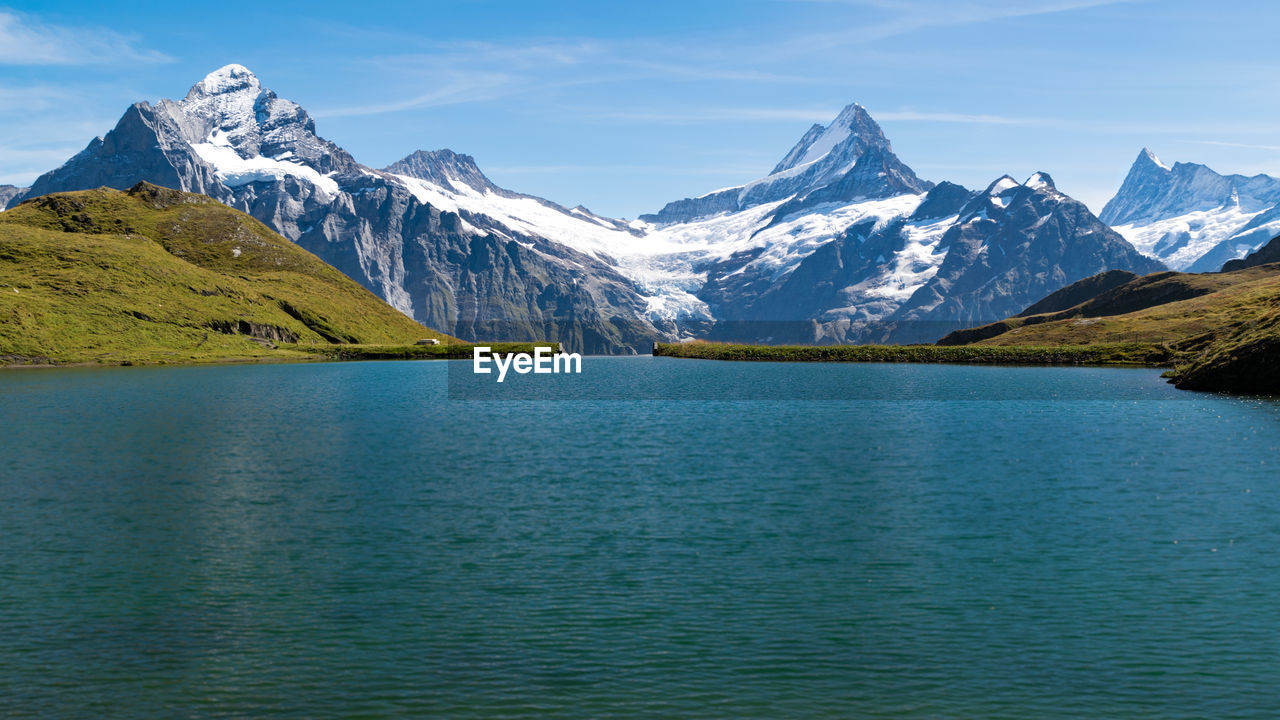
770;103;888;175
1138;147;1170;171
384;149;497;194
642;102;925;224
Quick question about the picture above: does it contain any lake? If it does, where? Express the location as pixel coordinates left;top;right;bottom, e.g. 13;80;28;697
2;357;1279;718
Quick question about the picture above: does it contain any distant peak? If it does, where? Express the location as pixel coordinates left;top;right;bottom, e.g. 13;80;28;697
384;149;495;192
391;148;479;171
986;175;1020;194
769;102;888;175
1025;172;1056;191
187;64;260;99
1137;147;1170;171
831;102;870;123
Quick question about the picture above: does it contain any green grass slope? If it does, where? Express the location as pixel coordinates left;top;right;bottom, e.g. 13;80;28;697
0;183;455;365
935;264;1280;393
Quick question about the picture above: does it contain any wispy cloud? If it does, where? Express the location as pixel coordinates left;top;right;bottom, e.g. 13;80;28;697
776;0;1136;45
0;10;172;65
874;110;1040;125
0;84;73;111
0;145;80;185
576;106;1036;126
313;37;816;118
579;107;840;124
1185;139;1280;153
486;163;769;177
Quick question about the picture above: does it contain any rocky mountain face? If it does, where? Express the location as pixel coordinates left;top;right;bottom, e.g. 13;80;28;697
10;65;663;354
1100;149;1280;271
9;66;1165;350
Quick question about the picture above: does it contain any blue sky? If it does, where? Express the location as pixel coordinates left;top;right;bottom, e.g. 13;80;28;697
2;1;1279;218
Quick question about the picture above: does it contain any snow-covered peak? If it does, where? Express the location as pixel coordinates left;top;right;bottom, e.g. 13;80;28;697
177;64;273;143
770;102;887;176
186;64;260;100
644;102;920;224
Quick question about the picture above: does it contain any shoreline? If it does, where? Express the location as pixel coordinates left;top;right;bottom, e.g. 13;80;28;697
652;341;1176;367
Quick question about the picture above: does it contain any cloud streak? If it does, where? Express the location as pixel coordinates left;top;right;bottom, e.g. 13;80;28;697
1186;140;1280;153
0;10;172;65
775;0;1136;45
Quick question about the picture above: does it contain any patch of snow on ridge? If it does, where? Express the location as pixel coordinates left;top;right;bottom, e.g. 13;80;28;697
793;119;855;167
859;214;957;301
191;130;339;196
393;173;644;260
748;194;925;280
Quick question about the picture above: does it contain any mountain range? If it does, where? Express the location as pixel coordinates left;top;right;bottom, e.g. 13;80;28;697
3;64;1226;351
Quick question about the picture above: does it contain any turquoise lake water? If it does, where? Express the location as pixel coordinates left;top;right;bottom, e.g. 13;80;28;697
2;357;1279;718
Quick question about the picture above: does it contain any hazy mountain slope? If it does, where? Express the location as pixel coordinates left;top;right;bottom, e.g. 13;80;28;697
0;183;449;364
1100;149;1280;271
1222;233;1280;271
0;185;24;208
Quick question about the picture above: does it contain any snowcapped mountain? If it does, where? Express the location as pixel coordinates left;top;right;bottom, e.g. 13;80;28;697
641;162;1162;344
642;104;933;224
7;65;1164;350
1100;149;1280;271
11;65;665;353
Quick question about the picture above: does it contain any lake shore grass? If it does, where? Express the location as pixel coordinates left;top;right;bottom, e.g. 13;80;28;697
653;340;1175;366
1;342;559;370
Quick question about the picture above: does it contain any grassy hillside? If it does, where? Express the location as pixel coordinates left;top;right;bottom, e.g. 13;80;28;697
0;183;458;365
936;262;1280;393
